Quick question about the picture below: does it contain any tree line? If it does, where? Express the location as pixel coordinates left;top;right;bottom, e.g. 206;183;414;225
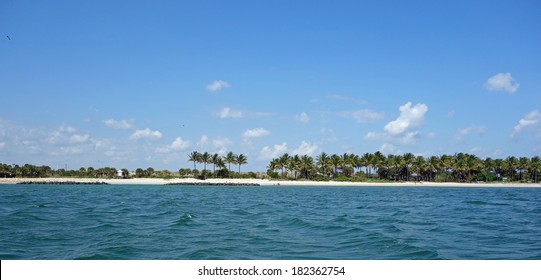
267;152;541;183
0;150;252;180
0;163;124;179
186;151;250;179
3;151;541;183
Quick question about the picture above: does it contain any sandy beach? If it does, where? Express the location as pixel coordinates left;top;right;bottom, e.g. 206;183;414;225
1;177;541;188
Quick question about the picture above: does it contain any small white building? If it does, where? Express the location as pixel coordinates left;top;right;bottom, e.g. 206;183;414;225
117;169;123;178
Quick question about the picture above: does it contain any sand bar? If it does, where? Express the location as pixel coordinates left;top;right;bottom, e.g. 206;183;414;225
1;177;541;188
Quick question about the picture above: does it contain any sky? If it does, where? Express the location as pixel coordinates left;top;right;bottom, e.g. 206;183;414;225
1;0;540;171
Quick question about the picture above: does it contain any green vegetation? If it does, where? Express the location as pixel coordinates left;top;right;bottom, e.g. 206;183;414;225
2;151;541;184
184;151;250;179
266;152;541;183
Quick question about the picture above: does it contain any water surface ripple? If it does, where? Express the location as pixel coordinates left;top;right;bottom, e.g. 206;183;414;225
0;185;540;259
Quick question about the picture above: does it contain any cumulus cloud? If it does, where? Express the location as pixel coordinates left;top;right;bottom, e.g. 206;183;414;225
156;137;191;153
384;102;428;136
217;107;243;119
243;128;270;138
103;119;133;130
129;128;162;140
486;72;520;94
365;102;428;148
259;142;288;160
170;137;191;150
292;141;318;156
206;80;230;92
295;112;310;124
512;110;541;137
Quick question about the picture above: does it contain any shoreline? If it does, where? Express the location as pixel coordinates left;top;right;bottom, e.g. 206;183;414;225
1;177;541;188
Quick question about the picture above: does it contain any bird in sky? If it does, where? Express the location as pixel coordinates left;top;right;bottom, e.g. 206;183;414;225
6;35;11;40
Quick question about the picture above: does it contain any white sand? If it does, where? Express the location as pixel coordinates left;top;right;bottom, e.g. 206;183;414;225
1;177;541;188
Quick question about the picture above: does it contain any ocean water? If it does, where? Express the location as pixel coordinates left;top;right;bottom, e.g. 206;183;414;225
0;184;540;260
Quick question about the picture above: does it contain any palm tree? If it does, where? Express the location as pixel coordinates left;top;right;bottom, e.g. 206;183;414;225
361;153;373;177
412;156;426;181
518;157;529;181
224;152;237;178
466;154;481;182
237;154;248;174
316;152;330;177
329;154;342;178
268;158;278;172
373;151;386;179
529;156;541;183
211;153;220;178
441;154;454;182
506;156;518;181
340;153;351;177
385;154;397;180
288;155;300;179
428;156;441;182
188;151;201;170
278;153;290;178
300;155;314;179
215;157;226;178
201;152;211;178
484;157;494;182
494;158;504;181
403;153;415;181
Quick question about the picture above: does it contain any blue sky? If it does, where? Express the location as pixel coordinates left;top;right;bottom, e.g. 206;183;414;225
1;0;540;171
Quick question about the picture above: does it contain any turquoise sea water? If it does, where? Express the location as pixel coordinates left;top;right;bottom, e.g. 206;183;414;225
0;184;540;260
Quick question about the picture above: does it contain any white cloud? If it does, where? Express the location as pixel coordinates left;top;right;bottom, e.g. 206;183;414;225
259;142;288;160
129;128;162;140
295;112;310;124
217;107;243;119
156;137;191;153
242;128;270;138
469;147;483;154
486;72;519;94
170;137;191;150
384;102;428;136
103;119;133;130
197;134;209;146
454;125;486;143
213;137;233;155
319;128;338;144
69;134;90;144
379;143;398;154
206;80;230;92
512;110;541;137
58;124;76;133
365;102;428;146
339;109;384;123
292;141;318;156
56;146;84;155
364;131;382;141
0;142;5;149
47;125;90;145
